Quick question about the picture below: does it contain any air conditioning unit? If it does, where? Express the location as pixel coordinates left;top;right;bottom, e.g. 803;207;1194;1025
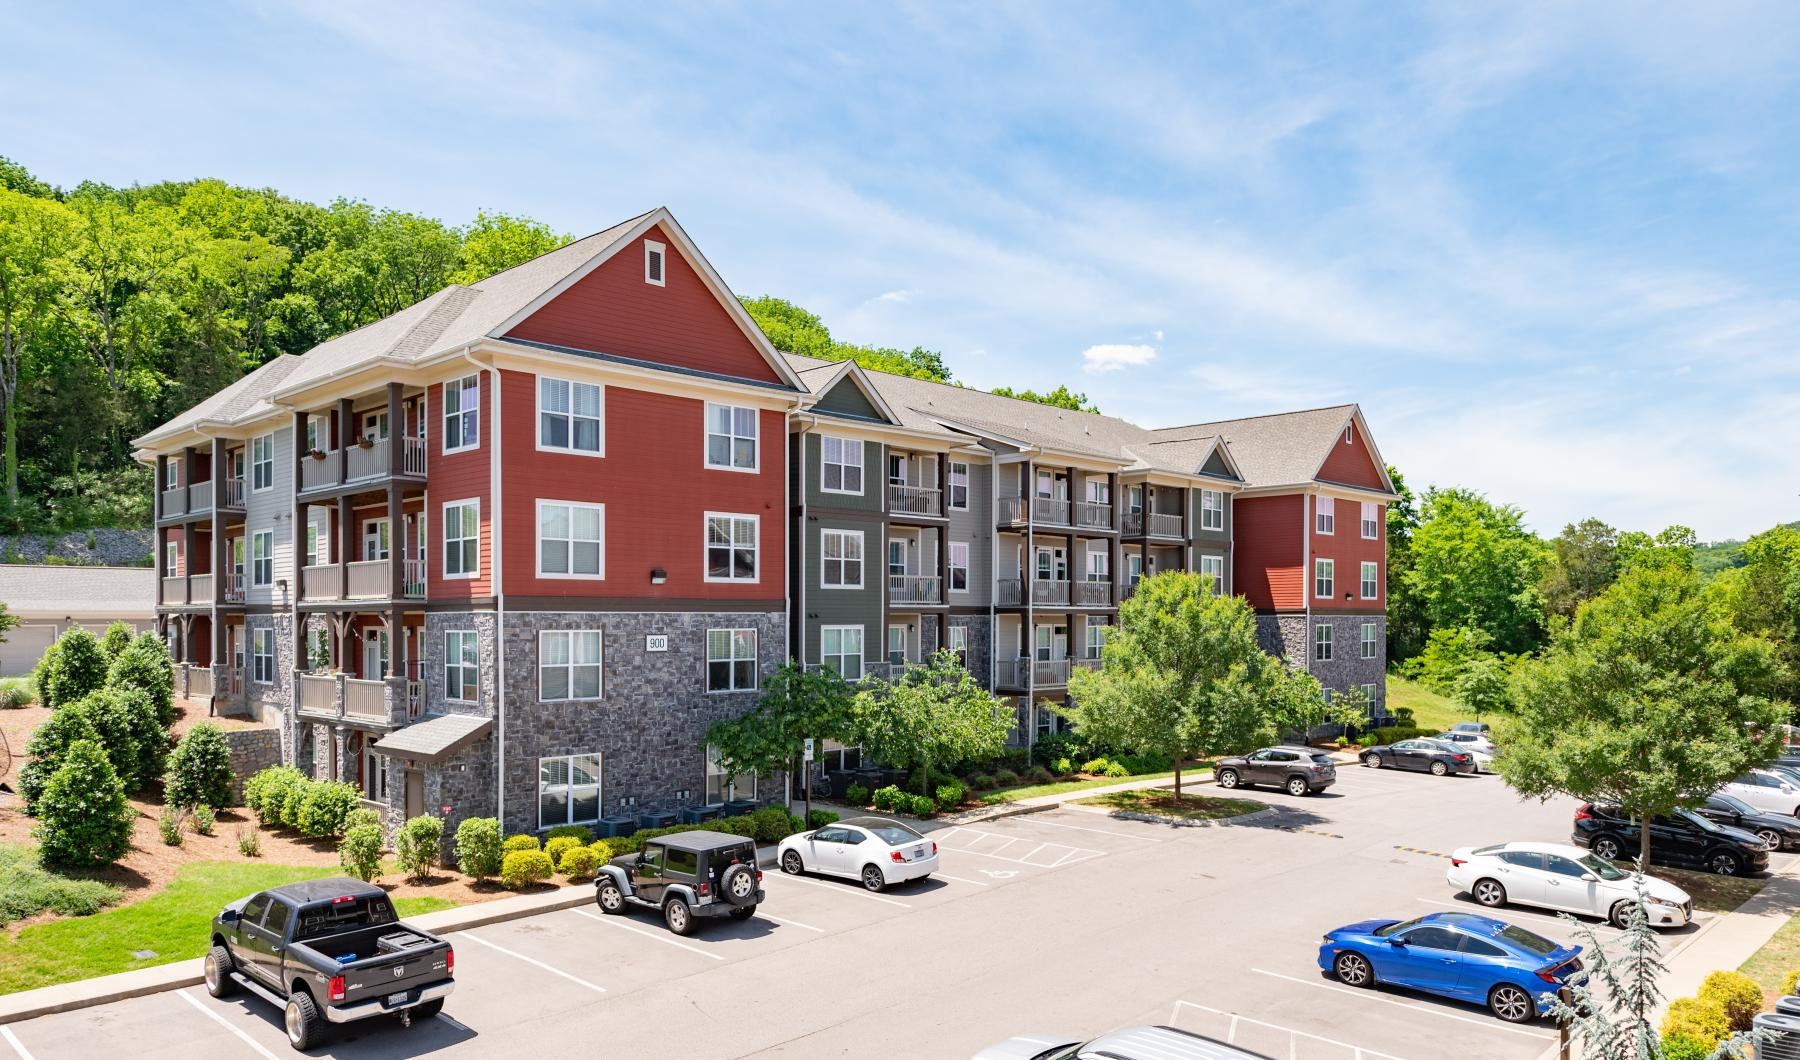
1754;1012;1800;1058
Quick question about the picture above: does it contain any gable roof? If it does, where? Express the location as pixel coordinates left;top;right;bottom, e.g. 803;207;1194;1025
135;355;307;447
794;358;904;425
1152;405;1394;494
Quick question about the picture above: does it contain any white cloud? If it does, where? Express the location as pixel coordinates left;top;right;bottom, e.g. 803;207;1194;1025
876;289;914;302
1081;343;1158;374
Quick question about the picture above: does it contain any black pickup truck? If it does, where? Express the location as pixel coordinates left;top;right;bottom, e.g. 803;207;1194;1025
205;878;453;1050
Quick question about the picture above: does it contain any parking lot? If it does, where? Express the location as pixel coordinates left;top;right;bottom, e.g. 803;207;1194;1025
1;763;1765;1060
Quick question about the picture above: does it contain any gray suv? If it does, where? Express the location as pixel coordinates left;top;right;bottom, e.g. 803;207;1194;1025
594;830;764;936
1214;745;1337;796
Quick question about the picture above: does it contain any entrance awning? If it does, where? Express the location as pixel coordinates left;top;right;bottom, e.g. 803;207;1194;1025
372;713;493;764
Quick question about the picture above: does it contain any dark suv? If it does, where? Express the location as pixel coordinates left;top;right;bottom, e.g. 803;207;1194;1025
594;830;764;936
1214;746;1336;796
1572;803;1769;876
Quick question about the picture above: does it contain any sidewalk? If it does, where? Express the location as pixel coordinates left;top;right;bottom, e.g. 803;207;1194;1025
1659;863;1800;1006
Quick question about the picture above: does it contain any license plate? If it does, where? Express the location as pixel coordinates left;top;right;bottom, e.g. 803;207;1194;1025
386;991;409;1006
912;846;925;858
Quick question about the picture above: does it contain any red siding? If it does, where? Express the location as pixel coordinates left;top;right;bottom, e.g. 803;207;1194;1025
425;373;493;599
1317;419;1386;490
1234;494;1304;611
496;369;786;600
1310;497;1384;611
505;224;783;386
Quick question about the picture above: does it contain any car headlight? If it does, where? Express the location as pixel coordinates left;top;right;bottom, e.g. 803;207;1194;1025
1648;897;1678;908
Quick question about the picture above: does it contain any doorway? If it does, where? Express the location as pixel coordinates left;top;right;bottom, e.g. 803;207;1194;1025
404;770;424;819
363;627;389;680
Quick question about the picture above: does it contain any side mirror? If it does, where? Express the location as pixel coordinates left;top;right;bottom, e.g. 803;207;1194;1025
1387;937;1406;947
220;909;239;924
1580;873;1597;882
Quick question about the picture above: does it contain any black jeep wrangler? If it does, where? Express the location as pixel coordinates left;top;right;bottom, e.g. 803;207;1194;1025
593;830;763;936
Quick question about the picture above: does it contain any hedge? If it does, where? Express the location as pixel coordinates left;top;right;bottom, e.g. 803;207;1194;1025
501;849;554;890
455;818;504;881
239;765;360;837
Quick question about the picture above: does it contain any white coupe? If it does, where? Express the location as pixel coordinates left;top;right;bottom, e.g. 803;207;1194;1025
777;816;938;892
1447;841;1693;929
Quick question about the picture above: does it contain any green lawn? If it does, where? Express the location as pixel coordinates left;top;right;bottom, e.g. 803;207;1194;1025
976;762;1213;805
0;861;454;996
1740;910;1800;1001
1386;674;1477;732
1075;789;1266;821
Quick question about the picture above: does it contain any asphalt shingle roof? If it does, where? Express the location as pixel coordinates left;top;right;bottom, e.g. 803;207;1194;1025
372;712;493;763
1;565;155;618
1153;406;1363;489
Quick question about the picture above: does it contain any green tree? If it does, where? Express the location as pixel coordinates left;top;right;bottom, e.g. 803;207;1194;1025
108;633;175;726
451;211;571;285
849;650;1011;795
707;661;855;817
1497;565;1789;865
18;706;101;806
740;295;952;382
0;600;15;642
1268;677;1368;743
1382;466;1429;663
33;739;136;869
97;620;134;660
1061;571;1287;798
36;626;107;709
988;383;1099;413
1452;655;1514;720
0;189;74;504
1405;487;1550;654
1716;525;1800;705
66;688;165;793
1540;517;1621;622
165;724;234;809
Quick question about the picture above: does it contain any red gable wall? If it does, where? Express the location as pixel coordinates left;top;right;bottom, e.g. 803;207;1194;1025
504;223;783;386
1233;494;1304;611
1316;418;1386;490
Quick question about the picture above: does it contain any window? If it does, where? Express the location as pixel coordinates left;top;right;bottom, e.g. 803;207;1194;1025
707;629;757;691
705;403;758;471
444;500;479;578
946;624;967;656
362;410;389;441
539;753;602;829
1127;484;1144;514
164;540;179;576
1361;501;1379;539
540;630;602;701
1397;927;1462;952
821;625;863;679
1344;425;1354;445
948;541;969;592
1200;490;1224;531
1315;558;1334;599
1085;546;1109;582
1361;622;1378;660
305;524;325;567
820;529;863;589
1362;682;1377;705
362;751;388;802
538;501;604;578
538;377;603;454
821;437;864;494
445;630;479;702
705;745;755;802
948;461;969;509
1126;552;1144;585
1459;936;1505;958
1314;623;1333;661
263;900;292;938
252;530;273;587
163;460;179;490
888;625;908;665
1085;622;1107;658
305;417;321;453
705;513;758;582
251;434;273;491
251;628;274;684
1361;561;1379;599
1315;496;1335;535
1200;554;1225;595
306;625;330;670
443;375;480;452
363;519;389;561
1086;478;1110;504
230;537;245;579
644;240;666;286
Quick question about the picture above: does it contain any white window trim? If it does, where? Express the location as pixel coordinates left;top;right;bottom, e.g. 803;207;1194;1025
1200;554;1226;595
1361;621;1379;660
820;528;864;589
1315;496;1335;536
643;239;666;287
251;530;273;587
1361;501;1380;540
1200;489;1224;532
707;627;759;693
946;624;967;652
534;374;606;458
538;753;603;830
539;629;604;702
820;436;865;496
443;498;480;580
1361;561;1379;600
948;541;970;593
443;374;481;455
705;745;756;803
948;461;970;510
250;433;274;493
703;512;759;584
1314;558;1334;600
1315;623;1333;662
536;499;606;581
445;629;480;703
820;624;864;679
703;403;760;473
251;628;275;685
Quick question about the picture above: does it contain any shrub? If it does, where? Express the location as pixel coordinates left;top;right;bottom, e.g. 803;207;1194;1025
0;676;36;709
544;836;582;867
1362;726;1440;746
159;805;186;846
587;839;615;863
19;706;102;806
1698;970;1763;1032
63;688;164;793
245;766;304;828
1051;757;1073;776
558;845;600;879
718;816;759;839
872;785;904;811
751;804;798;843
1102;761;1130;779
1032;730;1087;765
107;637;175;727
454;818;504;881
807;809;839;829
502;834;541;853
99;621;134;660
1082;757;1112;774
935;781;967;810
544;824;593;843
500;849;554;890
344;807;383;835
0;845;123;925
33;740;136;868
609;834;643;855
1784;967;1800;997
395;816;444;882
338;824;384;881
845;783;869;806
1025;765;1053;784
993;768;1019;787
908;794;936;817
165;724;233;809
1661;996;1730;1046
1117;752;1173;774
295;781;361;838
190;803;216;836
1660;1034;1709;1060
236;827;261;857
36;627;106;710
281;782;308;828
968;774;995;790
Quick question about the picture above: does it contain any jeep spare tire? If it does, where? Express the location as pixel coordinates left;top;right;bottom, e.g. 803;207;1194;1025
720;863;758;907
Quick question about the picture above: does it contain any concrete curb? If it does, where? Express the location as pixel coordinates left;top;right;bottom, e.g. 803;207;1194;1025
1078;805;1283;830
937;801;1059;827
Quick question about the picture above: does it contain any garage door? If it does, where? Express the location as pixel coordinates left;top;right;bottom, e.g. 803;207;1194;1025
0;622;57;677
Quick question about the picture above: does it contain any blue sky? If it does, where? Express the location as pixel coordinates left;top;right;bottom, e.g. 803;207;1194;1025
5;2;1798;539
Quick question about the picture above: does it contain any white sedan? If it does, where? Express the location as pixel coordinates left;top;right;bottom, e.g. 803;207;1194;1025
1435;730;1498;757
1719;771;1800;817
1447;841;1693;929
777;816;938;892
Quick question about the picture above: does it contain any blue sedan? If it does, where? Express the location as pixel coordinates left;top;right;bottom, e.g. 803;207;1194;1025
1316;911;1583;1023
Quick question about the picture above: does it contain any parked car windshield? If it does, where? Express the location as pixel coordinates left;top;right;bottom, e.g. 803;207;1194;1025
1711;794;1757;816
1576;853;1627;881
1372;917;1425;938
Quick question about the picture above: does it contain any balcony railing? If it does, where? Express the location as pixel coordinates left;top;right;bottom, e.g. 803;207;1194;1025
402;436;428;475
1073;580;1113;606
1073;657;1102;672
301;436;427;493
344;678;387;719
998;496;1026;525
998;657;1028;688
996;578;1023;606
1031;497;1071;526
888;574;942;604
345;437;388;481
298;673;338;714
300;451;338;491
161;486;187;518
188;480;214;515
222;571;244;603
1074;501;1112;529
346;559;389;599
188;665;213;698
887;484;942;517
1123;511;1184;538
1032;578;1071;606
404;557;426;599
189;573;214;604
161;576;187;605
218;477;245;510
1033;659;1071;686
406;679;425;718
301;564;342;602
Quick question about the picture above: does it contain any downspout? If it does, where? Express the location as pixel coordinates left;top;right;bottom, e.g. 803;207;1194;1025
1302;491;1312;679
456;345;505;829
790;410;811;817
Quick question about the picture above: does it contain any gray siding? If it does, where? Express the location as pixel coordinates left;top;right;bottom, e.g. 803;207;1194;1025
804;515;884;665
944;456;992;606
243;423;294;606
803;432;884;513
813;381;884;421
1189;486;1233;546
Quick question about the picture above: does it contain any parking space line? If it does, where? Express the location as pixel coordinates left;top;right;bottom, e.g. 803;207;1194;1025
1;1026;37;1060
1020;842;1050;863
174;989;281;1059
1169;999;1409;1060
459;931;609;991
571;908;725;960
934;871;991;886
1049;847;1107;867
1250;969;1553;1040
757;911;826;932
771;873;912;907
1026;817;1163;841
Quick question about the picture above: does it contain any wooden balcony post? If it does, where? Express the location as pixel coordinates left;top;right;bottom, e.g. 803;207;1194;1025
211;437;227;669
387;481;403;600
292;409;308;668
336;494;352;601
386;382;404;475
154;453;166;521
335;398;353;484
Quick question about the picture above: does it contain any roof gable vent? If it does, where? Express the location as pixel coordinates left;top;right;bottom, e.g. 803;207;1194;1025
644;240;666;287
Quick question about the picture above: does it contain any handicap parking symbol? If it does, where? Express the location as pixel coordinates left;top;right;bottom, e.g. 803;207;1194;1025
980;869;1019;879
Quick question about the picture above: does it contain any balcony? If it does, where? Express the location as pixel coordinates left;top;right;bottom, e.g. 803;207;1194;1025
300;565;342;602
189;573;214;604
300;560;425;603
299;437;427;494
1032;497;1071;525
221;572;244;603
1074;501;1113;530
1122;511;1184;538
188;479;213;516
888;574;942;605
1073;580;1113;606
161;486;187;519
887;484;942;518
344;678;387;720
1032;578;1070;606
1033;659;1071;686
218;477;245;511
996;578;1022;606
297;673;338;713
1073;656;1102;673
346;560;388;599
295;671;407;728
161;576;187;605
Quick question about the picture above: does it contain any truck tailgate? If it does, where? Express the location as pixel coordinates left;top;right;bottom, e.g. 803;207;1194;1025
292;939;450;1007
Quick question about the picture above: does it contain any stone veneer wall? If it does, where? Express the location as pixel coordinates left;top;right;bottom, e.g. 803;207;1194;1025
220;727;282;805
946;615;992;690
423;610;501;719
1257;613;1387;718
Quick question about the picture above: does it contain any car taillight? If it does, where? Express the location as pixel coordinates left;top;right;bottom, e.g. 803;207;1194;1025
1575;804;1593;821
1455;754;1469;762
755;869;763;880
698;881;711;896
446;949;454;976
1450;857;1466;867
890;851;905;862
931;842;938;855
328;975;346;1002
1536;967;1563;984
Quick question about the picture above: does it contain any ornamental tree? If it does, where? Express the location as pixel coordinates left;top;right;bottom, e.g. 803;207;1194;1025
707;661;855;813
1497;565;1789;866
36;626;107;709
19;705;102;806
33;739;136;868
850;650;1012;795
165;723;234;809
108;634;175;726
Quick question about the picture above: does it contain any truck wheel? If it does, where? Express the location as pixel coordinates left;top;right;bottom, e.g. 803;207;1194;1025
596;880;626;914
720;864;758;907
663;897;695;936
284;989;324;1051
204;945;237;998
411;998;444;1021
